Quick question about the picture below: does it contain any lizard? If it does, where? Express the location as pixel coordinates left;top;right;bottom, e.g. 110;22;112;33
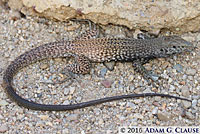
2;20;195;111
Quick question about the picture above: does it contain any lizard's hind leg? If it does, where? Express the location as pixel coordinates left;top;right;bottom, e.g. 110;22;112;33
66;55;91;74
43;55;91;86
52;55;91;85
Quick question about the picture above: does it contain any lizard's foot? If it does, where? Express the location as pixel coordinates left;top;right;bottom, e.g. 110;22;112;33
133;59;160;86
40;69;78;87
53;69;77;85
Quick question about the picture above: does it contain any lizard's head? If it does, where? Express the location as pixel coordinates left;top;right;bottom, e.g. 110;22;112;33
155;35;195;57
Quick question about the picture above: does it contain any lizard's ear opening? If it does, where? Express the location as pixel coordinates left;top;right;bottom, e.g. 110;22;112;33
160;48;164;52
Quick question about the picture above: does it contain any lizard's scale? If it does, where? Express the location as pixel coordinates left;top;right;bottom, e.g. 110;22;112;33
3;31;194;111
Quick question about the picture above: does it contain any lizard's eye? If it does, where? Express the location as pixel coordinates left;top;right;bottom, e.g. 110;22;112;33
172;46;177;49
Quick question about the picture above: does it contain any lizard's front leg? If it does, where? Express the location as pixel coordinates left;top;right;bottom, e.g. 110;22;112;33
132;58;159;84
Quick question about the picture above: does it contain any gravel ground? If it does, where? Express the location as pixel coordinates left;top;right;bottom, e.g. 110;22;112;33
0;5;200;134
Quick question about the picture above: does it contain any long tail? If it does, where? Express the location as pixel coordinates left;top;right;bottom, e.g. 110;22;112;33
3;43;191;111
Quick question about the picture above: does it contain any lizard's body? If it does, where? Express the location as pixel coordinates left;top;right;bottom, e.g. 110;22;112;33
3;26;194;111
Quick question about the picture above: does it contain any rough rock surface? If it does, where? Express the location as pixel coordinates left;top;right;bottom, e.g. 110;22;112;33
5;0;200;34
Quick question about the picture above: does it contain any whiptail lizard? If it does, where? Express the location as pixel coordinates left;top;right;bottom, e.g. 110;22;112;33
2;20;195;111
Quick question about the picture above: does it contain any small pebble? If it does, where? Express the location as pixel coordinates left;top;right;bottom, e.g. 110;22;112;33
63;100;70;105
150;74;159;81
98;118;104;124
157;112;172;121
192;99;197;107
40;63;49;69
101;80;113;88
169;85;175;91
133;113;144;119
64;88;70;95
76;96;82;102
46;122;53;127
186;68;196;75
152;107;158;115
182;100;192;108
0;125;8;133
38;115;49;120
9;10;21;21
69;87;76;94
161;61;170;69
0;100;9;106
128;75;134;81
173;64;183;73
181;86;190;97
185;112;195;120
103;61;115;71
192;95;200;100
100;68;107;77
62;129;69;133
133;99;143;104
153;101;159;106
179;81;186;85
127;102;136;109
154;96;161;101
66;114;78;121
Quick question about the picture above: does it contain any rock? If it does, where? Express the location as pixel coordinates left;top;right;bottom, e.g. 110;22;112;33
0;125;8;133
104;61;115;71
98;118;104;124
8;0;23;10
154;96;161;101
63;100;70;105
100;68;107;77
69;87;76;94
8;10;22;21
0;100;9;106
133;113;144;120
161;61;170;69
153;101;160;107
185;112;195;120
76;96;82;102
127;102;136;109
6;0;200;34
40;63;49;69
192;100;197;107
128;75;134;81
152;107;158;115
101;80;113;88
38;115;49;120
181;86;190;97
169;85;175;91
133;99;143;104
62;129;69;133
64;88;70;95
157;112;172;121
186;68;197;76
173;64;183;73
182;100;192;108
150;73;159;81
66;114;78;121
